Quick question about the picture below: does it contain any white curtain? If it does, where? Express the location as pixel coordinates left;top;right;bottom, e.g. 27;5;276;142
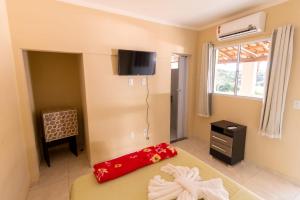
197;42;215;117
260;25;295;139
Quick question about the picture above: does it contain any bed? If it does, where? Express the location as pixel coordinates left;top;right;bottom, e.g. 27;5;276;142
70;148;262;200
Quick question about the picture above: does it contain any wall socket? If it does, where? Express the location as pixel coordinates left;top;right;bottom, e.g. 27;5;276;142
128;78;134;87
144;128;149;140
130;131;135;139
143;128;148;137
141;78;147;86
293;100;300;110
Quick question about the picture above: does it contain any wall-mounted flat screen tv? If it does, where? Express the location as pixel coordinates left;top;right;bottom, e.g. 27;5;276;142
118;49;156;75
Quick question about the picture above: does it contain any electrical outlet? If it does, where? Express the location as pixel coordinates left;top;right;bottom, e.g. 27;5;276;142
144;128;150;140
293;100;300;110
143;128;148;137
128;78;134;87
141;78;147;86
130;132;135;139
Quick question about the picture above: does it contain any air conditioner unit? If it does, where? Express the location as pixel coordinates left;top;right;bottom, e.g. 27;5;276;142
217;12;266;41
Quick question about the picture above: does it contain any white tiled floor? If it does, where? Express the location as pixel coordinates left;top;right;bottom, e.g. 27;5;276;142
27;146;92;200
27;138;300;200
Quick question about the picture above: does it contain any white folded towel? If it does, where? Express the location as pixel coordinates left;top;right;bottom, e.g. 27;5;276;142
148;164;229;200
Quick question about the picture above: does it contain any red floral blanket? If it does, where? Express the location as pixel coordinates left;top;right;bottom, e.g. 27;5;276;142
93;143;177;183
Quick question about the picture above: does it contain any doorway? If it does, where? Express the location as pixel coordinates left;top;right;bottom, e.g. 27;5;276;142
170;54;188;142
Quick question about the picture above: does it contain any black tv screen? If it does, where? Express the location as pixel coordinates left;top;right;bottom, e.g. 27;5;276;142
118;50;156;75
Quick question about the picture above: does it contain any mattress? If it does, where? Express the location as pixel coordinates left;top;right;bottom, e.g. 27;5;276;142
70;148;262;200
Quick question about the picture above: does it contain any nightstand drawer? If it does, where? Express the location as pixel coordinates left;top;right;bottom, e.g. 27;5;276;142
210;141;232;157
211;131;233;147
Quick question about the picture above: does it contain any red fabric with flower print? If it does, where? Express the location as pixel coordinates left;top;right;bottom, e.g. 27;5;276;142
93;143;177;183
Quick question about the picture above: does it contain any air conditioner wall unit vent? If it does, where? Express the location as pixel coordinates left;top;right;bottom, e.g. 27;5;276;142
217;12;266;41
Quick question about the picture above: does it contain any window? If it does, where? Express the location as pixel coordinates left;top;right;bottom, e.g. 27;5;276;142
214;40;271;98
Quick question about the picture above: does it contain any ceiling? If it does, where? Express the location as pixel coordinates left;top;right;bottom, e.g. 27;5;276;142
59;0;286;30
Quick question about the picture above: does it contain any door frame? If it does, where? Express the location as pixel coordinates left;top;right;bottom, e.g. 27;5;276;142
171;53;189;141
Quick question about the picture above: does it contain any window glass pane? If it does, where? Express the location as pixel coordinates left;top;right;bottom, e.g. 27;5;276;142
214;46;238;95
237;41;270;98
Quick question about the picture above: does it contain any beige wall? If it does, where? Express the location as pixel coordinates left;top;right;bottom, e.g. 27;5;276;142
6;0;198;171
27;51;85;151
0;0;30;199
193;0;300;184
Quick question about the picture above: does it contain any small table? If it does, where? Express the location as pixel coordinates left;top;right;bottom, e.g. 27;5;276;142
41;108;79;167
210;120;247;165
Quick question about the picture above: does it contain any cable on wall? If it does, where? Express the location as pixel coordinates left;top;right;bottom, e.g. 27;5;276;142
145;76;150;140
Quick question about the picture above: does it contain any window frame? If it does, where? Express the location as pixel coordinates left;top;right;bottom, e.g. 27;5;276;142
213;37;271;100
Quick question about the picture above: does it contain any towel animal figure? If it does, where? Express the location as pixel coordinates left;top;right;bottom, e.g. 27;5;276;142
148;164;229;200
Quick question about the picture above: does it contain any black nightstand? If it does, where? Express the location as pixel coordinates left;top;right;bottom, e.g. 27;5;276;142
210;120;246;165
